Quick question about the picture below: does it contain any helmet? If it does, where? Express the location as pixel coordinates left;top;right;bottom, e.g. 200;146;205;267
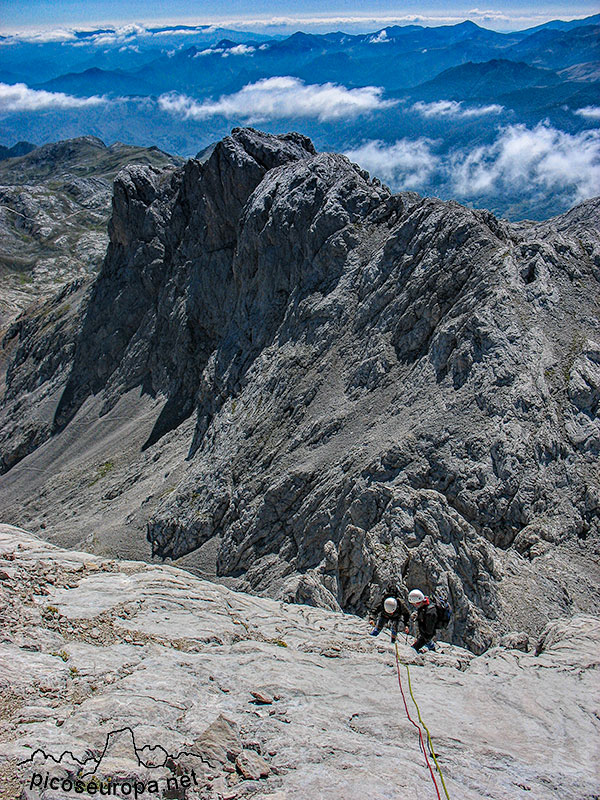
408;589;426;606
383;597;398;614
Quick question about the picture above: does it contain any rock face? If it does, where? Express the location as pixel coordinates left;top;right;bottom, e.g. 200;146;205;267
0;142;36;161
0;136;182;325
0;127;599;653
0;526;598;800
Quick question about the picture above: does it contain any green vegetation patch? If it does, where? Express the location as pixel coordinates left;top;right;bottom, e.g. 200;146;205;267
89;460;115;486
51;650;69;662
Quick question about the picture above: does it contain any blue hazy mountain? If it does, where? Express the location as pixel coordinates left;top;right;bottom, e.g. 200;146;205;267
0;26;274;85
35;67;156;98
1;15;599;221
406;60;563;100
131;43;269;96
402;58;599;117
519;12;600;35
506;24;600;69
13;17;599;100
0;141;36;160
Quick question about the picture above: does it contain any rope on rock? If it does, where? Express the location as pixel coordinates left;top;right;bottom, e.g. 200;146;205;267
394;643;442;800
404;657;451;800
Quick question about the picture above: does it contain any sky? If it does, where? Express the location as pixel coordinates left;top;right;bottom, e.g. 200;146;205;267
1;0;599;34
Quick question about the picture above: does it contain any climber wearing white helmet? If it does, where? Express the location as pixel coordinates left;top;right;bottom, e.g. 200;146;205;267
408;588;446;652
369;585;410;643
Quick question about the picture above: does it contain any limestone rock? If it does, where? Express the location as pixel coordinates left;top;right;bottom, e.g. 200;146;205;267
0;526;598;800
235;750;270;780
250;691;274;705
0;130;598;654
0;136;182;325
499;631;530;651
190;714;242;768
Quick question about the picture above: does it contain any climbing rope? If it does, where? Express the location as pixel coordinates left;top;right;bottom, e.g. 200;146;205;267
403;655;451;800
394;643;442;800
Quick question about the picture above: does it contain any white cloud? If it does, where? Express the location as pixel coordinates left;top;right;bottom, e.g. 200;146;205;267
0;23;220;46
151;26;218;36
575;106;600;120
0;82;105;112
452;123;600;202
193;11;548;31
369;29;389;44
413;100;504;118
195;43;255;58
86;24;148;47
344;138;439;189
344;123;600;209
158;76;394;122
0;27;78;43
467;8;511;22
225;44;255;55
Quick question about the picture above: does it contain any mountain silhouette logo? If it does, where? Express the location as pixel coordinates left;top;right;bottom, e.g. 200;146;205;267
20;726;205;796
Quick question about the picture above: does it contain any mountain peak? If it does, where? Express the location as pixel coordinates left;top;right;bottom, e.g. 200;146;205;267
1;128;598;658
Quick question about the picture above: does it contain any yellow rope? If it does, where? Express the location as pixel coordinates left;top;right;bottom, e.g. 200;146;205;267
404;658;452;800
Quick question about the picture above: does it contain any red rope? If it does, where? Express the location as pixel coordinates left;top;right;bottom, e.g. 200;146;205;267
394;645;442;800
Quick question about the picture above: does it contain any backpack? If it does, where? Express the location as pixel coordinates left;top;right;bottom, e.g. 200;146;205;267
433;596;451;629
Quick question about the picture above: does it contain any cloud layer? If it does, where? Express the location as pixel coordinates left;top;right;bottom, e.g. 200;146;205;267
195;43;256;57
0;82;105;111
158;77;394;122
346;123;600;209
413;100;504;118
575;106;600;120
452;123;600;202
344;138;439;189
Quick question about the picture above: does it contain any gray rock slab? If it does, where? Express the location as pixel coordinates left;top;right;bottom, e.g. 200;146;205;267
0;526;598;800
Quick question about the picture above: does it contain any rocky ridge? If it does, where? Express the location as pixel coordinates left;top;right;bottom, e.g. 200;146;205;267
0;127;598;653
0;142;36;162
0;136;182;325
0;525;598;800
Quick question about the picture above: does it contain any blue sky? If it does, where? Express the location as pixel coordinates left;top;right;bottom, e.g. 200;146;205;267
2;0;599;33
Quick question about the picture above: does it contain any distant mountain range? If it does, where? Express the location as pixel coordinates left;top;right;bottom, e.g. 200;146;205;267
0;14;598;221
17;16;599;99
401;58;600;118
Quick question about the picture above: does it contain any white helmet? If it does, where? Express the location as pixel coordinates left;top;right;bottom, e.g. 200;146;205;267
408;589;426;606
383;597;398;614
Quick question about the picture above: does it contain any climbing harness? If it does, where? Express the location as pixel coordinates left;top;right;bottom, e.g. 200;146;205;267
394;643;452;800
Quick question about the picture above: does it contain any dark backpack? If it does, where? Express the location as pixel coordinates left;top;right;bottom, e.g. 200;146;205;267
433;596;451;629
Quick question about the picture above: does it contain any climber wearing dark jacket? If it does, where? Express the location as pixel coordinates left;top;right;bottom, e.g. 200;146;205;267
369;590;410;643
408;589;439;651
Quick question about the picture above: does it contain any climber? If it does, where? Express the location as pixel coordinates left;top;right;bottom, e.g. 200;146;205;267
369;588;410;643
408;589;447;652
